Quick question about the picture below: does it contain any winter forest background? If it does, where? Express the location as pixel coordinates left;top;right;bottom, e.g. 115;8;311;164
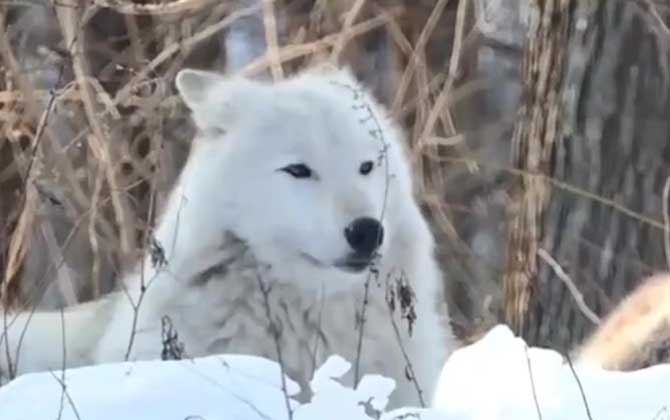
0;0;669;356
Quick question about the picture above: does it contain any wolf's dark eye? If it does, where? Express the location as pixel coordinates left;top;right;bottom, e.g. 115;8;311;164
280;163;313;179
359;161;374;175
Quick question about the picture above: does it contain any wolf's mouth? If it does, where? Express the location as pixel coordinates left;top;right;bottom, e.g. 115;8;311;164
299;252;327;268
333;253;377;273
299;252;375;274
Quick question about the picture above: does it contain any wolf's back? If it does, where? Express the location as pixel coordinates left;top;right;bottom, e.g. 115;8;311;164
0;297;114;381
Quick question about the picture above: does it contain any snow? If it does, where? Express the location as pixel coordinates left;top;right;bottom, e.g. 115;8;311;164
433;325;670;420
1;325;669;420
0;355;301;420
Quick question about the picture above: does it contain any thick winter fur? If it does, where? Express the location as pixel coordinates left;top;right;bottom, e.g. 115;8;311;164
576;273;670;371
0;65;455;407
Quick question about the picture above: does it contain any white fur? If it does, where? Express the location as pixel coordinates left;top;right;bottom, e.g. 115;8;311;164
0;66;456;407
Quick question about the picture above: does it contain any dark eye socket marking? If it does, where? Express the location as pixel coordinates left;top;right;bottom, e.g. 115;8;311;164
359;160;374;175
280;163;313;179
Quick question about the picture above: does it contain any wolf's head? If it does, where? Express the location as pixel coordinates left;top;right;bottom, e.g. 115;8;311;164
174;65;428;292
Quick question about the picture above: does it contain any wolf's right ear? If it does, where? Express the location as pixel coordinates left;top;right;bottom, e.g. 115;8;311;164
175;69;261;131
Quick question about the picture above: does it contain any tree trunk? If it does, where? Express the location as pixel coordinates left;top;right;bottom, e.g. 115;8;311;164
526;0;670;351
502;0;573;335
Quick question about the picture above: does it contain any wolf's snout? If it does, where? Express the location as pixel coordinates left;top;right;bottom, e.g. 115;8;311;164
344;217;384;255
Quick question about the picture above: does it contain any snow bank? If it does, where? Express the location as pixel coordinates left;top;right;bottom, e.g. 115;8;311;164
0;354;301;420
0;352;435;420
1;325;669;420
433;325;670;420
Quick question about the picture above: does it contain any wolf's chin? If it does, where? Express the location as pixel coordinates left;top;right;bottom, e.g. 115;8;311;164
298;251;328;268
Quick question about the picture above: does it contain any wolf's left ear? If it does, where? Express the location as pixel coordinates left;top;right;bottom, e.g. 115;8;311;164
176;69;261;131
175;69;223;111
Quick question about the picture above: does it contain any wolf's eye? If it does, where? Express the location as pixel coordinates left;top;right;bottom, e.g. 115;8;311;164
359;161;374;175
280;163;313;179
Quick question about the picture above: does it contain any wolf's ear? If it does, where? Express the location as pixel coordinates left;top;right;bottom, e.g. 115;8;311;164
176;69;261;131
175;69;223;111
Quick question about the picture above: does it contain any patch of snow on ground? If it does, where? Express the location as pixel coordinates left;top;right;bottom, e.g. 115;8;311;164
0;354;301;420
432;325;670;420
2;325;670;420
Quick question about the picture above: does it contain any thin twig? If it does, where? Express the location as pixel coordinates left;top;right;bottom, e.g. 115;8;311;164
178;357;273;420
55;0;135;256
537;248;601;325
94;0;220;15
330;0;367;61
124;124;164;361
1;60;67;377
640;0;670;34
1;304;16;381
123;285;147;361
564;353;594;420
523;344;543;420
416;0;467;149
88;163;105;298
262;0;284;80
308;283;326;379
113;4;262;106
441;156;670;232
391;0;449;114
49;370;82;420
1;67;66;303
662;176;670;270
242;14;394;77
56;308;67;420
385;271;425;407
329;82;394;387
354;272;372;385
124;242;166;361
255;268;294;420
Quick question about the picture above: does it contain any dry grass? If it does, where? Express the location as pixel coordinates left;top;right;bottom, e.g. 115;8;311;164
0;1;468;314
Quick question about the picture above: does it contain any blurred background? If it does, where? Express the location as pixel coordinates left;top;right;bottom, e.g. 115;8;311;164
1;0;669;355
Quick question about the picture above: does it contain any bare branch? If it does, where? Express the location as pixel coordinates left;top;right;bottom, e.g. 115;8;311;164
564;353;594;420
523;344;543;420
385;270;425;407
537;248;601;325
94;0;220;15
49;370;82;420
262;0;284;80
56;308;67;420
330;0;367;61
255;268;294;420
662;176;670;270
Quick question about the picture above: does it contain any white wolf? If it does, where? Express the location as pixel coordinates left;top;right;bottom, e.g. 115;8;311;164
0;65;455;407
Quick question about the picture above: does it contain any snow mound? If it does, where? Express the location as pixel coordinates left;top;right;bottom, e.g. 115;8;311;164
2;325;670;420
432;325;670;420
0;352;438;420
0;354;300;420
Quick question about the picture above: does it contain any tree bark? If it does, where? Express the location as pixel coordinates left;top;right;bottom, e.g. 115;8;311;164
527;0;670;351
502;0;573;334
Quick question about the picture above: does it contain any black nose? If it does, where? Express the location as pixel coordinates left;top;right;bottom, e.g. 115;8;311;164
344;217;384;256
